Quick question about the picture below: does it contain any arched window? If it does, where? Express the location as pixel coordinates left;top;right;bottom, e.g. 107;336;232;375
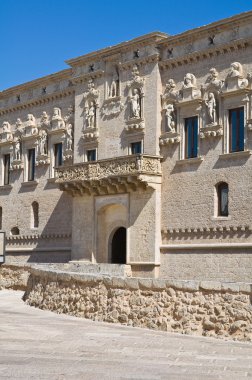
31;201;39;228
217;182;228;217
0;207;2;230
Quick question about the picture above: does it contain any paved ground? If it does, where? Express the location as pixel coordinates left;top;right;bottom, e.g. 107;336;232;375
0;290;252;380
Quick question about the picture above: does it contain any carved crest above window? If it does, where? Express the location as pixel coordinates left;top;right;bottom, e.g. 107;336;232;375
0;121;13;144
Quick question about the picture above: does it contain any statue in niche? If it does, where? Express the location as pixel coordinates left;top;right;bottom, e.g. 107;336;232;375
205;92;216;124
109;72;119;98
66;124;73;151
40;111;50;126
14;139;21;161
130;88;141;118
228;62;243;78
38;130;47;155
183;73;196;88
86;101;96;128
165;104;175;133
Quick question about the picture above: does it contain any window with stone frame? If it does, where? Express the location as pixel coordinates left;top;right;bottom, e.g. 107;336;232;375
217;182;229;217
87;149;96;162
3;154;10;185
130;141;142;154
31;201;39;228
184;116;198;159
229;107;244;153
54;143;63;167
28;148;35;181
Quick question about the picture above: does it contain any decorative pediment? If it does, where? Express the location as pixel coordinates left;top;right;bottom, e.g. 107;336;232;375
225;62;248;91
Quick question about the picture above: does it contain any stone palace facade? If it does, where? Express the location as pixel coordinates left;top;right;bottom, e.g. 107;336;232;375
1;11;252;280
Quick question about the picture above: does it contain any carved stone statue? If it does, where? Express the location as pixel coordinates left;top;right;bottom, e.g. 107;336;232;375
86;101;96;128
109;72;119;98
228;62;243;78
52;107;62;120
205;92;216;124
130;88;141;118
13;139;21;161
165;104;175;132
66;124;73;151
2;121;10;132
183;73;196;88
38;130;47;155
40;111;50;126
26;114;36;125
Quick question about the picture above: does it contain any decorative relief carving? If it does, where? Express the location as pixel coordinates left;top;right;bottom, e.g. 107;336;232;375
11;137;23;170
101;97;124;118
36;129;49;166
50;107;66;133
160;80;180;145
82;79;99;140
180;73;201;101
126;65;145;131
56;155;161;182
63;123;74;161
24;114;38;138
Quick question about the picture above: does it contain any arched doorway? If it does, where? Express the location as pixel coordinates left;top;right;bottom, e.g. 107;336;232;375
111;227;126;264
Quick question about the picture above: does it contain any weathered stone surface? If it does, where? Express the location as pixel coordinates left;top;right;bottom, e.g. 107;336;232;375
0;265;29;290
23;267;252;342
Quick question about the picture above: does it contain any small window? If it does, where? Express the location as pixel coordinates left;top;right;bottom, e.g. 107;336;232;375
87;149;96;162
28;149;35;181
31;201;39;228
185;116;198;159
54;143;63;167
217;182;229;217
0;207;2;230
229;107;244;152
131;141;142;154
3;154;10;185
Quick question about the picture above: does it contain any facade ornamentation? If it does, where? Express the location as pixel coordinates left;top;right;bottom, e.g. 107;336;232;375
24;114;38;138
180;73;201;101
225;62;248;91
126;64;145;131
108;71;119;98
101;99;124;118
160;80;180;145
11;138;23;170
63;123;74;161
83;80;99;140
50;107;66;133
0;121;13;143
40;112;50;129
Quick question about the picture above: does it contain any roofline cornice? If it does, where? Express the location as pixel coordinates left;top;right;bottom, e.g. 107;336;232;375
159;10;252;47
65;32;168;67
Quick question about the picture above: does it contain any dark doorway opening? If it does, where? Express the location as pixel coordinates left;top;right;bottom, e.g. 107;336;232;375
111;227;126;264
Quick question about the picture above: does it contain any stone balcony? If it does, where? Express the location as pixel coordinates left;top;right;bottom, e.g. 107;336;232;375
55;154;162;196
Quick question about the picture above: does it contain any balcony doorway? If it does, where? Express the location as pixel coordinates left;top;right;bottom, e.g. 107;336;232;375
111;227;126;264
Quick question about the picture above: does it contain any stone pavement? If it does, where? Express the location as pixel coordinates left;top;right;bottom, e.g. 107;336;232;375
0;290;251;380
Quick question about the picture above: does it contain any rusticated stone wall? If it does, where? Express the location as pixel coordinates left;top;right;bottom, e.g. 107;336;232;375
0;265;29;290
24;267;252;342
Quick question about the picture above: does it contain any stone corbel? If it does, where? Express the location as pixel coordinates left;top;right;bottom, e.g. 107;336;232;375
125;118;145;132
159;131;181;145
82;128;99;142
200;124;223;139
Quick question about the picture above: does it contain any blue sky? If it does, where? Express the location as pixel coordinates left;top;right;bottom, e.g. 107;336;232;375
0;0;251;91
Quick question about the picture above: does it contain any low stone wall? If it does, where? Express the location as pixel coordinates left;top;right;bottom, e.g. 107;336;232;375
24;267;252;342
0;265;29;290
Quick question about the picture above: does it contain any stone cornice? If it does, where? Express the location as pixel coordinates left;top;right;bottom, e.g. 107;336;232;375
159;38;251;70
0;69;72;98
66;32;168;67
0;88;75;116
119;54;160;70
159;10;252;48
71;69;105;84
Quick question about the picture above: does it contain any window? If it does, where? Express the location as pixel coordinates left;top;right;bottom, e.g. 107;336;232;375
131;141;142;154
217;182;229;217
184;116;198;159
229;107;244;152
28;149;35;181
3;154;10;185
87;149;96;162
11;227;20;236
31;201;39;228
54;143;63;167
